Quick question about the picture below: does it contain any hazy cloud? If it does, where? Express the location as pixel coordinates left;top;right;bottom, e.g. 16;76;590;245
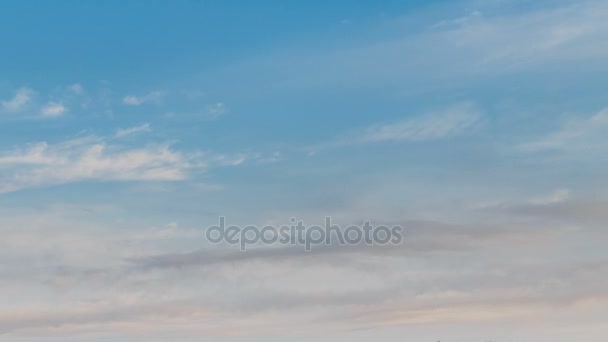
311;103;481;152
519;107;608;153
67;83;84;95
1;87;34;113
122;91;164;106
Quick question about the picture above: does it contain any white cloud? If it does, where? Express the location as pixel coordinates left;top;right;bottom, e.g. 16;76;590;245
122;91;164;106
41;101;68;118
1;87;34;113
115;123;152;138
0;136;198;193
0;132;251;193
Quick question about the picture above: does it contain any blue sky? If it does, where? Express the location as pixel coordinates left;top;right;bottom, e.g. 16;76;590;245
1;0;608;341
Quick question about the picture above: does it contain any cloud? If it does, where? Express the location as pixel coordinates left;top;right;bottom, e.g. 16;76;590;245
122;91;164;106
210;153;246;166
519;107;608;153
130;217;557;272
2;2;608;340
0;134;200;193
360;103;481;143
164;102;228;121
115;123;152;138
1;87;34;113
205;102;227;119
0;141;193;193
0;131;251;193
40;101;67;118
0;193;604;339
4;213;600;338
204;0;608;101
485;191;608;225
528;188;571;205
123;96;143;106
67;83;84;95
312;103;481;151
0;299;215;336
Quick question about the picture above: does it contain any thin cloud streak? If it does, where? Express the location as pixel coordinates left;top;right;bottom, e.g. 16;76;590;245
309;103;481;153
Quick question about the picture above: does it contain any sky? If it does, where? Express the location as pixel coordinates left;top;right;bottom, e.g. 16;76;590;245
1;0;608;341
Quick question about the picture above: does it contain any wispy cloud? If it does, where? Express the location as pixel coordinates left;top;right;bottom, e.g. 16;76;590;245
312;103;481;152
0;138;195;193
164;101;228;121
40;101;68;118
210;0;608;98
115;123;152;138
67;83;84;95
1;87;34;113
0;129;253;193
205;102;227;119
122;91;164;106
360;103;481;143
519;107;608;152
